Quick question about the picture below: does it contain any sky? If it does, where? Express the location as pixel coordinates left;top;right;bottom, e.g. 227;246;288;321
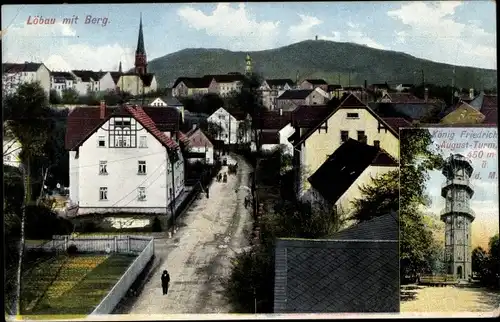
419;127;499;249
1;2;497;73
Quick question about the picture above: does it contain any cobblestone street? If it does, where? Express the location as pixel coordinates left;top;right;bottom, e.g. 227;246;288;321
127;154;253;314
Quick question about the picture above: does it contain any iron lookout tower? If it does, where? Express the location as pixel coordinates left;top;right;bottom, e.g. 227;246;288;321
440;153;475;280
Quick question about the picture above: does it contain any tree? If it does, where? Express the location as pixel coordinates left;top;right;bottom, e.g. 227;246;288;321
49;89;62;105
61;88;79;104
3;82;52;315
472;246;488;277
200;93;224;115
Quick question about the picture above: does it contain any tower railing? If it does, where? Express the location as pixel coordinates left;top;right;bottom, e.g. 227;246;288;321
440;206;475;218
441;177;472;189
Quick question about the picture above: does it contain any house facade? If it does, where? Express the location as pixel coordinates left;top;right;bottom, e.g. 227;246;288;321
172;77;210;97
182;127;215;165
260;79;295;110
252;110;294;155
50;71;77;97
276;88;329;111
293;94;400;199
116;73;158;96
2;62;51;97
207;74;245;97
97;71;117;92
65;104;184;215
300;79;328;92
207;107;251;145
72;70;100;95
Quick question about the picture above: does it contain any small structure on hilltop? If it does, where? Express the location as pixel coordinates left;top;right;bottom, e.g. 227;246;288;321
245;54;253;76
440;154;475;280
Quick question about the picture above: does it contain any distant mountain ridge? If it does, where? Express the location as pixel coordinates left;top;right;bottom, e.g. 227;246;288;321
146;40;496;90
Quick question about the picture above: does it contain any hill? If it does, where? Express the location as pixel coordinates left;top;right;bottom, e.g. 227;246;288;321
147;40;497;89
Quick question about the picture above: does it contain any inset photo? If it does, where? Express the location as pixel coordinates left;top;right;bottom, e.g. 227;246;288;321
399;126;499;313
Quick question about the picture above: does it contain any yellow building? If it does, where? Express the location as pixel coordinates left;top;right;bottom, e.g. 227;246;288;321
293;94;400;214
440;102;485;125
117;73;158;96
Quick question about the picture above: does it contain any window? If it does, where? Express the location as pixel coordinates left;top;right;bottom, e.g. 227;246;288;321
139;136;147;148
138;187;146;201
99;161;108;175
99;187;108;200
138;161;147;174
347;113;359;119
340;131;349;142
357;131;365;141
169;188;173;197
109;117;137;148
374;140;380;148
98;136;106;147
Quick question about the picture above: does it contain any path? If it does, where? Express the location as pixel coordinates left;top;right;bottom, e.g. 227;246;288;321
401;284;500;313
127;154;253;314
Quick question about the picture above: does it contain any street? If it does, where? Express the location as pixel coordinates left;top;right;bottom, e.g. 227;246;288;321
127;154;253;314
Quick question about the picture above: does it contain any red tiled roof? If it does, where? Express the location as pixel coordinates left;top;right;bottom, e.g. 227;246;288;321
186;128;214;148
65;105;182;150
178;131;190;144
125;106;178;149
381;117;412;131
482;95;497;125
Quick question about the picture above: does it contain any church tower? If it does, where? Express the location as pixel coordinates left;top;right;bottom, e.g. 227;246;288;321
118;61;122;73
440;154;475;280
135;13;147;75
245;54;253;76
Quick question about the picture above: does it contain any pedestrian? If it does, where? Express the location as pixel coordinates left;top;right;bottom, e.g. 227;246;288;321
161;270;170;295
206;186;210;199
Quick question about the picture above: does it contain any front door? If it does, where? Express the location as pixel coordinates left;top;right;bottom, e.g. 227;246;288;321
457;266;463;279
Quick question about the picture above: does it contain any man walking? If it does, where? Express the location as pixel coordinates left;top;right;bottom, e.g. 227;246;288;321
161;270;170;295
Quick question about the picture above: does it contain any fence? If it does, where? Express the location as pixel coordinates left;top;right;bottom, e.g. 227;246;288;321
25;235;152;254
91;237;154;314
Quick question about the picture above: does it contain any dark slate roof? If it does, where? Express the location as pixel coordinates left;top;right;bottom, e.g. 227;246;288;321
51;71;75;80
255;111;292;130
160;96;183;106
109;72;123;84
381;92;425;103
470;93;498;124
295;94;399;147
277;89;314;100
71;70;100;82
3;62;44;73
343;86;364;91
381;117;412;131
65;105;182;150
304;79;328;85
205;74;246;83
173;77;211;88
327;84;342;91
291;105;334;128
260;131;280;144
308;139;397;204
266;79;295;88
228;110;248;121
390;103;442;121
327;212;399;241
274;237;399;313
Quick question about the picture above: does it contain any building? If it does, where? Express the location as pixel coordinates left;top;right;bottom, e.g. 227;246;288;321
206;107;251;145
374;89;445;121
468;92;497;125
181;126;215;165
65;103;185;215
327;84;343;99
440;102;485;125
50;71;77;96
440;154;475;280
274;212;399;313
96;71;117;92
206;74;246;97
307;138;397;214
276;88;329;111
172;77;210;97
2;62;51;97
72;70;101;95
259;79;295;110
252;110;294;155
395;83;414;92
300;79;328;92
292;94;400;201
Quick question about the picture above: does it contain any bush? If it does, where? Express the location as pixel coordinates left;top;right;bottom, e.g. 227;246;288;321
67;244;78;255
25;205;73;239
152;217;162;232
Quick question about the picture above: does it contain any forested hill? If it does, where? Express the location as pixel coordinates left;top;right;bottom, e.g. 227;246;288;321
146;40;496;89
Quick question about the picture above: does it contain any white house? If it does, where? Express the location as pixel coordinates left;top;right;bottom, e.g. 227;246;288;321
207;107;250;145
50;71;77;97
252;110;295;155
97;71;117;92
207;74;246;97
72;70;100;95
2;62;51;97
181;126;215;165
65;104;185;215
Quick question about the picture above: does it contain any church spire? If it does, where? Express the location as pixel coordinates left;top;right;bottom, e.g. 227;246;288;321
134;13;147;75
118;61;122;73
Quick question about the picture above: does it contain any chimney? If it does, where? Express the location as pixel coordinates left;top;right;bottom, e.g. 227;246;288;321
469;88;474;100
364;80;367;89
424;88;429;102
359;135;367;144
100;100;106;119
279;108;283;116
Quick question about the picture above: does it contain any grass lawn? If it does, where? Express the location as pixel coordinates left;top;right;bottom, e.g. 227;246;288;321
20;253;136;316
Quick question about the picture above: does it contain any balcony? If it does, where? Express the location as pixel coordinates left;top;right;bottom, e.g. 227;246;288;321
441;178;474;198
440;205;475;220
